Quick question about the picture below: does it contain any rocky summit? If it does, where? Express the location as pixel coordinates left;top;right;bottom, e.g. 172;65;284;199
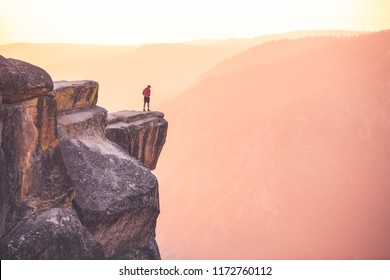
0;57;167;259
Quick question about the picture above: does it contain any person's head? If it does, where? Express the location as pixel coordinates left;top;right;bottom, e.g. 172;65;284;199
148;85;151;88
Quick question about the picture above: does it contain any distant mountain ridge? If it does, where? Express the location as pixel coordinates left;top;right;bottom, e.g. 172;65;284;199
155;30;390;259
0;30;362;112
0;43;136;66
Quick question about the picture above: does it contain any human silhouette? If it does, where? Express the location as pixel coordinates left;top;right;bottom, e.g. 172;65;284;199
142;85;151;111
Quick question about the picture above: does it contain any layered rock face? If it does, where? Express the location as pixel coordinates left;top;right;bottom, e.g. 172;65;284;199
50;80;98;112
56;81;162;259
0;57;102;259
0;57;167;259
106;111;168;170
1;96;75;233
0;58;72;231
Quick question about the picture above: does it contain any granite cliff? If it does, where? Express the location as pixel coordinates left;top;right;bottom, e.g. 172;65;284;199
0;56;167;259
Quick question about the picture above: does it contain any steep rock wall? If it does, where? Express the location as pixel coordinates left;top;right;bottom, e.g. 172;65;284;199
0;57;167;259
0;57;103;259
1;96;75;233
56;82;162;259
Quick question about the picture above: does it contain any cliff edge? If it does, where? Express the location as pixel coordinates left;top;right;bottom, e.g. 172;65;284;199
0;56;167;259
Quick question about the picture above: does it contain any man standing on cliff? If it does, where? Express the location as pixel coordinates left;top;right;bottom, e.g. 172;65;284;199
142;85;151;111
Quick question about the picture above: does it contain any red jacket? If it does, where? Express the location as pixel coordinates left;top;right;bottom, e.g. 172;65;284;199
143;87;151;97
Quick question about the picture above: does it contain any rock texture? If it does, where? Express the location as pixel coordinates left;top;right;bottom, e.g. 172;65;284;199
0;57;105;259
57;106;107;141
0;57;167;259
56;92;162;259
106;111;168;170
60;139;160;259
0;93;7;235
50;80;98;112
0;92;74;236
0;207;104;260
0;55;53;103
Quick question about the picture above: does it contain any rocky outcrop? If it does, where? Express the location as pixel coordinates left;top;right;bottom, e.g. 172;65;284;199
50;80;98;112
55;79;163;259
0;56;53;103
0;57;104;259
57;106;107;141
0;57;167;259
60;139;160;259
0;206;104;260
106;111;168;170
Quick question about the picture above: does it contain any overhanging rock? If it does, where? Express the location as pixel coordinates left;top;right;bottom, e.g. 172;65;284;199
57;97;162;259
106;110;168;170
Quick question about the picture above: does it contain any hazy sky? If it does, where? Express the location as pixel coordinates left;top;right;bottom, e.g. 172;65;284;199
0;0;389;45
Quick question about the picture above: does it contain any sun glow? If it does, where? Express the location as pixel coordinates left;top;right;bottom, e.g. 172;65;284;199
0;0;389;45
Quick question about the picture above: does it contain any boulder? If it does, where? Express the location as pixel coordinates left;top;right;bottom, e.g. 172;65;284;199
57;106;107;141
0;96;74;234
0;206;105;259
50;80;98;112
60;138;160;259
106;111;168;170
0;56;53;103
